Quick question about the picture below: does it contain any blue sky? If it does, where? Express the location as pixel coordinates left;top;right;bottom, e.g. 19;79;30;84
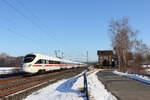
0;0;150;62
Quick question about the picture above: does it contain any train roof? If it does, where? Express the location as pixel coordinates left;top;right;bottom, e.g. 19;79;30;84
26;53;80;63
28;53;60;61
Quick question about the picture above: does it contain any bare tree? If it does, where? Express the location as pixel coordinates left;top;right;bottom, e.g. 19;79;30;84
131;40;150;72
0;53;23;67
109;18;137;72
146;54;150;63
132;53;145;72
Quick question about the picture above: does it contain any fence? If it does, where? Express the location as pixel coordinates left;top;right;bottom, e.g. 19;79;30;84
83;71;89;100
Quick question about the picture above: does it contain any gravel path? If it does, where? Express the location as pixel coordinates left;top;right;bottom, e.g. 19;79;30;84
96;70;150;100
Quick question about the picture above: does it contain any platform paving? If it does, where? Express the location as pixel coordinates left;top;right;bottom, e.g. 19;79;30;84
96;70;150;100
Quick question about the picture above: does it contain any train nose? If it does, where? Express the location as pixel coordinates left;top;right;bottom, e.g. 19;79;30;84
23;63;32;67
21;63;32;72
20;64;24;72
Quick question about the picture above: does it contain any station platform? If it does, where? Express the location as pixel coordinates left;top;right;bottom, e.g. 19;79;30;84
96;70;150;100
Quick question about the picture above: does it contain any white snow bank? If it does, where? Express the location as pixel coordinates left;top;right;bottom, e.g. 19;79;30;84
73;71;117;100
0;67;19;74
87;71;117;100
24;76;84;100
114;71;150;84
24;70;117;100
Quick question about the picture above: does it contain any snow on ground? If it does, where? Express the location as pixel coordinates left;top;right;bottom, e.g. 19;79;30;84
114;71;150;84
88;71;117;100
73;70;117;100
24;70;117;100
0;67;19;75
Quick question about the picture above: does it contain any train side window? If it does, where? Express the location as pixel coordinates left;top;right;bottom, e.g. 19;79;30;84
46;60;49;64
42;59;46;64
48;60;60;64
35;59;46;64
53;61;56;64
49;60;54;64
35;59;42;64
61;61;65;64
56;61;60;64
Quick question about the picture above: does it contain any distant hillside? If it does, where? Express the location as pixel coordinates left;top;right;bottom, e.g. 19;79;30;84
0;53;24;67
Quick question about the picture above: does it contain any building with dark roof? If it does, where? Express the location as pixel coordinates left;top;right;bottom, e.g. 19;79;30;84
97;50;117;68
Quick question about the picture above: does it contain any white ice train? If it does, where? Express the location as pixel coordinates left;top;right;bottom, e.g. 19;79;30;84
21;53;85;73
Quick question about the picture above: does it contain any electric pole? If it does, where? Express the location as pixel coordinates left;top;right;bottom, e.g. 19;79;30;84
55;50;60;58
61;52;64;59
87;51;88;64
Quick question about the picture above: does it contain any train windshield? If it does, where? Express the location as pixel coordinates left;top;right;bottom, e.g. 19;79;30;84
23;54;36;63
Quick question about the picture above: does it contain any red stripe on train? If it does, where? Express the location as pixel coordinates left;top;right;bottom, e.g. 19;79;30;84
32;65;79;67
32;65;42;67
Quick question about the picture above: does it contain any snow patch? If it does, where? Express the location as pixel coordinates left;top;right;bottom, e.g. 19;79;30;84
24;70;117;100
24;77;84;100
114;71;150;84
87;71;117;100
0;67;19;74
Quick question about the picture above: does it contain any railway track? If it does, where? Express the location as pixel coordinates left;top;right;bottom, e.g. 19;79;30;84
0;67;86;100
